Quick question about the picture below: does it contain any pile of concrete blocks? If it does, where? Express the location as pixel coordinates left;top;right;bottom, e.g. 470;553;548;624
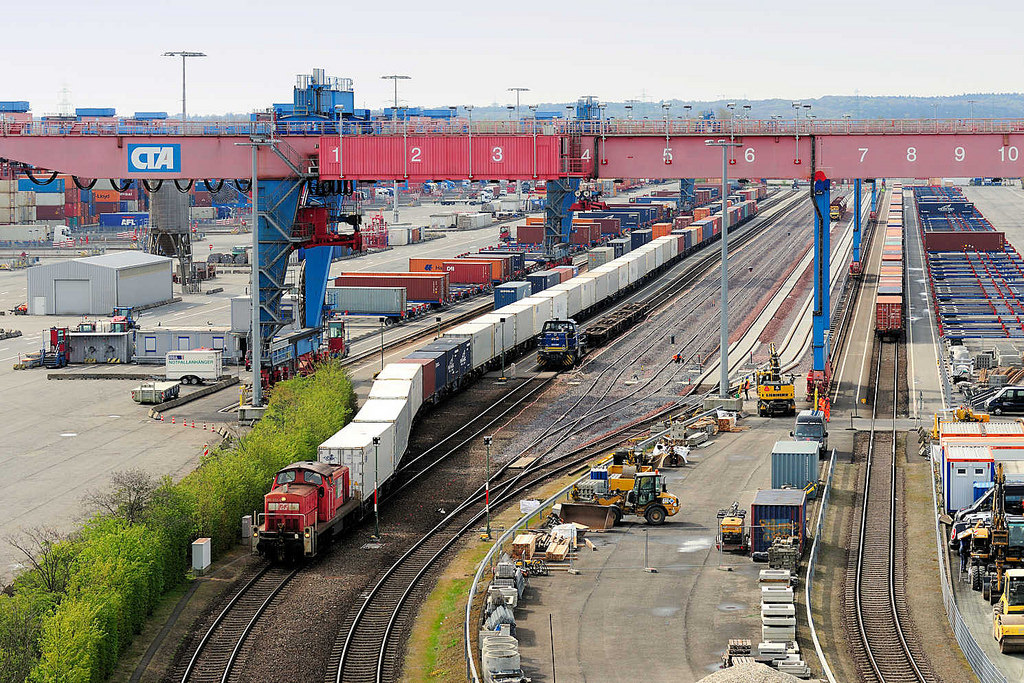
758;570;812;679
479;557;530;683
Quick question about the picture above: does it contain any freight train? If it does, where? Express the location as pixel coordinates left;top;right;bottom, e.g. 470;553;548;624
254;195;763;560
875;183;906;339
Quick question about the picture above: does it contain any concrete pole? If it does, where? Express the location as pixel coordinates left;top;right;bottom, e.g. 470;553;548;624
250;143;261;407
719;146;730;399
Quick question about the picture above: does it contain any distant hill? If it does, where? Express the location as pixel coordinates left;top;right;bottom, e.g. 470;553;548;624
466;93;1024;121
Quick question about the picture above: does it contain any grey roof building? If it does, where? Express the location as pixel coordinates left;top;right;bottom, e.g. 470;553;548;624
27;251;173;315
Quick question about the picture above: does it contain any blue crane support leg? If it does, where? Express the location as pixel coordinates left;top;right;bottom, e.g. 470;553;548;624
853;178;862;264
303;245;333;329
544;177;578;256
871;180;877;215
256;178;303;358
679;178;695;212
808;175;831;400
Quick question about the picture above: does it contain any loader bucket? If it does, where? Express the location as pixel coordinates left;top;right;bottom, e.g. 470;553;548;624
558;503;617;530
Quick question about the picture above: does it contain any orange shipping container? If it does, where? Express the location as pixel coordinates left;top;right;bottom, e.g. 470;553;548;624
652;222;673;239
93;189;119;202
525;216;545;226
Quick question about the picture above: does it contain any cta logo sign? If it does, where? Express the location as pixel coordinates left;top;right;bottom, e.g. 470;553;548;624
127;144;181;173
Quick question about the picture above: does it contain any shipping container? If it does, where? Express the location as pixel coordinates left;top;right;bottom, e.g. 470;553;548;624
373;362;424;415
477;313;516;354
526;270;560;294
750;489;807;554
495;281;531;308
587;247;615;271
98;212;149;228
521;295;553;326
460;254;512;280
409;257;499;283
404;350;448;396
353;398;412;468
318;421;396;500
875;295;903;336
419;337;472;385
548;282;583;318
396;357;436;403
770;441;819;498
335;272;449;305
444;322;495;371
326;286;407;316
532;289;568;320
503;299;544;338
608;237;631;257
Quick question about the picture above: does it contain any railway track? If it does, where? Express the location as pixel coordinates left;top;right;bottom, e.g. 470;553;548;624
182;190;807;683
846;340;933;683
178;565;299;683
329;193;815;683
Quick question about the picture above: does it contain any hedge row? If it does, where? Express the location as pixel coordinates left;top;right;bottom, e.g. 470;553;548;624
0;362;356;683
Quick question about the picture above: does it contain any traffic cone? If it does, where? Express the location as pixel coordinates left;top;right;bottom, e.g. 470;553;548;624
171;416;175;424
160;415;164;422
191;420;195;429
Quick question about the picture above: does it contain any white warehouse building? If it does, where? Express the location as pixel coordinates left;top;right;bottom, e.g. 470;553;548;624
26;251;173;315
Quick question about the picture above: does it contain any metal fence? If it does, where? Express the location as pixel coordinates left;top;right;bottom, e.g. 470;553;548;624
930;449;1007;683
804;449;838;683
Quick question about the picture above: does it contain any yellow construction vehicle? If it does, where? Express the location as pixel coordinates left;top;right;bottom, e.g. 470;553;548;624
716;502;748;552
994;569;1024;653
566;470;679;527
755;343;796;417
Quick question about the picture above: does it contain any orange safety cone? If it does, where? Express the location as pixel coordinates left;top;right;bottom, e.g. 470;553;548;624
171;416;175;424
191;420;195;429
160;415;164;422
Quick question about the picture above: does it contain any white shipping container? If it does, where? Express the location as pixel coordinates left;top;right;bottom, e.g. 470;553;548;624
124;200;139;213
375;362;424;414
368;377;416;410
626;254;644;284
503;300;541;339
354;398;412;470
318;421;396;500
455;212;492;229
521;296;553;329
326;286;407;315
191;206;216;220
430;213;456;229
165;349;224;382
549;282;583;318
34;192;64;207
0;180;15;193
15;191;35;207
388;226;410;246
445;321;496;370
533;289;568;320
574;274;599;310
0;224;52;241
17;206;35;223
478;313;516;353
595;261;627;292
490;303;531;343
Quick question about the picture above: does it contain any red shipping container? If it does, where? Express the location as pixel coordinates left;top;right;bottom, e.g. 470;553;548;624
334;272;449;304
64;203;78;217
396;357;436;402
458;255;511;280
875;296;902;335
94;201;119;213
439;261;491;284
517;225;544;244
192;191;213;207
119;189;138;200
597;218;621;235
553;266;576;282
35;205;65;220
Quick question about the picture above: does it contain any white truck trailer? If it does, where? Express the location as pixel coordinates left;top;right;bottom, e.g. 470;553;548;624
165;349;224;385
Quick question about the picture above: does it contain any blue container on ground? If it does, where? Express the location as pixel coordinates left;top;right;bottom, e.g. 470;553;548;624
495;281;531;308
770;441;819;499
98;212;149;228
750;489;807;554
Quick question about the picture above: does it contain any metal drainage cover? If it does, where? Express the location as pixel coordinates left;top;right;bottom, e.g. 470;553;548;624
361;542;383;550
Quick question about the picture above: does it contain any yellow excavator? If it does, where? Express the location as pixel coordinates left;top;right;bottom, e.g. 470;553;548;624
756;343;796;417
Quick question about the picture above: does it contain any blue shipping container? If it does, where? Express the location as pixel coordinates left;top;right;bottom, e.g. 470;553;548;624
0;101;30;113
98;212;149;228
750;489;807;553
420;338;472;385
770;441;819;498
495;281;531;308
75;107;116;118
608;237;631;257
630;229;652;249
18;178;64;193
526;271;559;294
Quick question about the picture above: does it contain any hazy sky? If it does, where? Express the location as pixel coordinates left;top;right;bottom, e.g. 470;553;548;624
6;0;1020;116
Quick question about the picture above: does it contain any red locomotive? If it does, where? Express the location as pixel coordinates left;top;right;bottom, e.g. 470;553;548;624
254;461;359;562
